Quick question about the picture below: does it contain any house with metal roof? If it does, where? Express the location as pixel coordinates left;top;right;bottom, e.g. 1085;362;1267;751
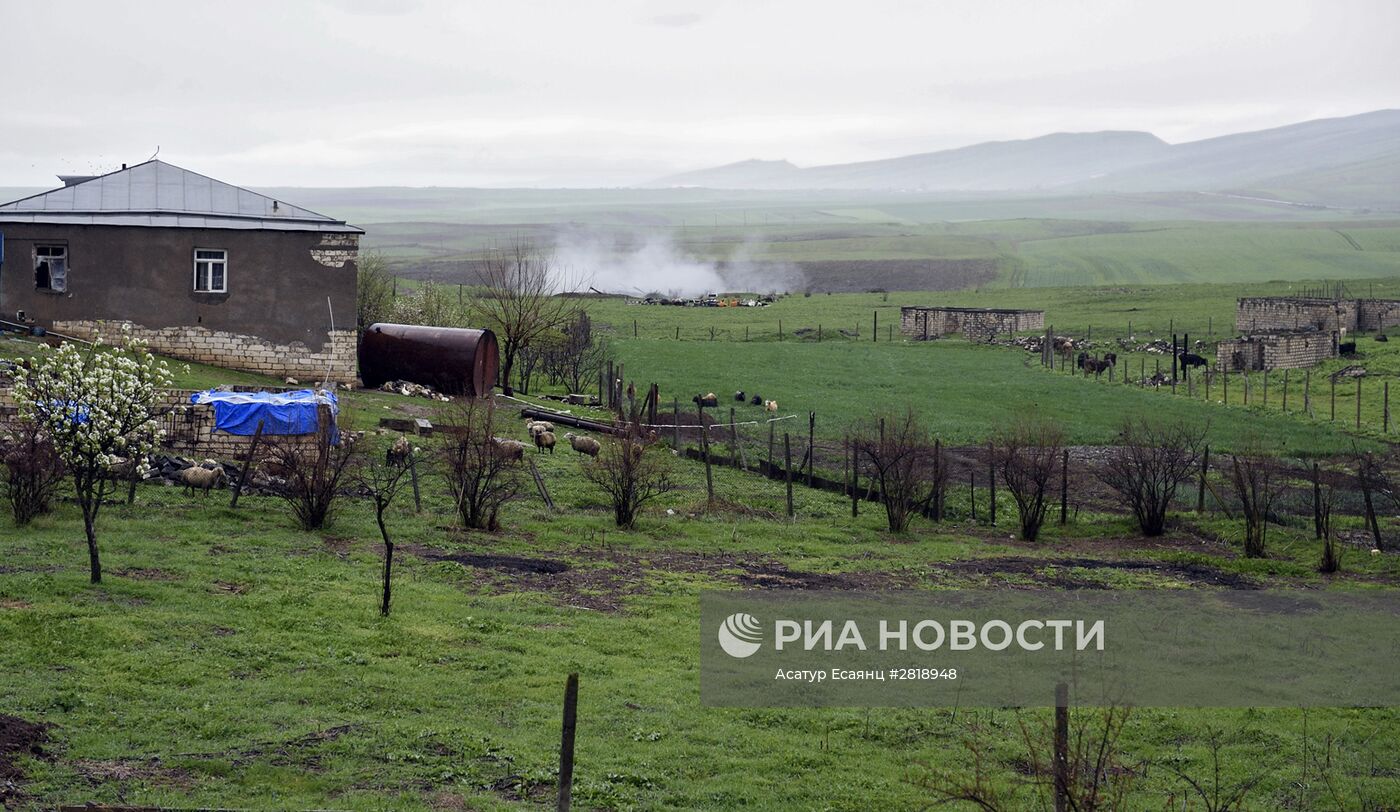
0;160;362;382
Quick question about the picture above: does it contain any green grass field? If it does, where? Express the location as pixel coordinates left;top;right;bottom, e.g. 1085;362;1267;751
5;276;1400;808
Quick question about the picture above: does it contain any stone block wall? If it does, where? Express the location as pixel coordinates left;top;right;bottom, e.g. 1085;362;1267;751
1215;332;1337;372
156;390;326;461
1357;300;1400;331
1235;298;1358;333
900;307;1045;342
52;320;358;384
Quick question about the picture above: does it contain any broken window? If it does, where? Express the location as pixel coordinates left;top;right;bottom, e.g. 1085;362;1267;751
35;245;67;292
194;248;227;293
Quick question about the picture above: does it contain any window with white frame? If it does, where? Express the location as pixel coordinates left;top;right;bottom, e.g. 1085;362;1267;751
35;245;68;292
193;249;227;292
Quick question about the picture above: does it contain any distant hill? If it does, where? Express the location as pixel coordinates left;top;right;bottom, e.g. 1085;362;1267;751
643;110;1400;206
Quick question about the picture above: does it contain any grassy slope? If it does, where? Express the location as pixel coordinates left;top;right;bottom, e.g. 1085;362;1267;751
4;280;1400;807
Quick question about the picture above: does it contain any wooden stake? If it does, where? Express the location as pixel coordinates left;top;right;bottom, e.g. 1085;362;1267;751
409;449;422;513
230;419;265;508
807;412;816;487
1197;445;1209;513
701;418;714;502
1054;682;1069;812
1060;448;1069;525
784;433;794;518
557;673;579;812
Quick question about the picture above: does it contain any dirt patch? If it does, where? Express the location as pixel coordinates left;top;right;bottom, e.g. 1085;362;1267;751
0;598;33;610
213;581;251;595
940;556;1260;590
111;567;177;581
410;547;571;575
0;715;50;803
410;544;912;611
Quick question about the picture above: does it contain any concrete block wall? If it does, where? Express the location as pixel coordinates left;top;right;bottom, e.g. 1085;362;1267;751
1235;298;1357;333
53;320;359;384
900;307;1045;342
1215;332;1337;372
1357;300;1400;331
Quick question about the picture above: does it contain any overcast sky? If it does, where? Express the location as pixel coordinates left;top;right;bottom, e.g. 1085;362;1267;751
2;0;1396;188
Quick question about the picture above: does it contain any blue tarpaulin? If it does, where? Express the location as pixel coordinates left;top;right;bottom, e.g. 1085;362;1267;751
190;389;337;437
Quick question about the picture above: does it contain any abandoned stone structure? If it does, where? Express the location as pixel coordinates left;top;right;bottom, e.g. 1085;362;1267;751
1215;330;1338;372
0;160;362;382
900;306;1045;342
1235;296;1400;334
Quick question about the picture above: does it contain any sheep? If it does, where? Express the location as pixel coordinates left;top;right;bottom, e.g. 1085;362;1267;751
105;455;147;482
535;430;557;454
525;420;555;439
692;393;718;408
385;435;413;467
1340;341;1358;355
1377;334;1390;343
564;432;602;457
764;400;779;412
491;437;527;461
734;390;745;402
179;464;225;496
1178;352;1208;369
750;394;762;406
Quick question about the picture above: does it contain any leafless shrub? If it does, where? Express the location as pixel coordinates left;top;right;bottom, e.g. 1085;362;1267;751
852;408;940;532
918;702;1137;811
1163;727;1268;811
356;450;413;616
1099;417;1207;537
356;250;396;329
991;418;1065;542
1353;447;1389;552
265;427;361;531
438;397;522;530
1316;472;1341;573
1223;437;1282;558
0;418;66;525
581;384;674;528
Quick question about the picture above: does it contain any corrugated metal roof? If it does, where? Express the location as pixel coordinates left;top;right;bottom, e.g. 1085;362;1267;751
0;160;363;233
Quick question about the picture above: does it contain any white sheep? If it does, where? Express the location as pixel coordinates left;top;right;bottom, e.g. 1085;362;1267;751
764;400;779;413
491;437;527;461
385;435;413;467
179;464;226;496
526;420;555;439
535;431;557;454
564;432;601;457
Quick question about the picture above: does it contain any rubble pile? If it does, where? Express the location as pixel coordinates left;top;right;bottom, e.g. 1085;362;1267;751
379;380;451;401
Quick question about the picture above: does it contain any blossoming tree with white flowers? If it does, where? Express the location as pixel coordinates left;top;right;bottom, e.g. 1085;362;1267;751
13;333;174;584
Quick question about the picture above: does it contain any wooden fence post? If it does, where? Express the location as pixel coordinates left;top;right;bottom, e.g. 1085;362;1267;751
784;433;794;518
557;673;579;812
873;311;878;342
230;419;265;508
849;437;859;518
1197;445;1209;514
1331;378;1337;421
807;412;816;487
730;407;739;469
409;450;422;513
1386;382;1391;432
987;444;997;526
1054;682;1069;812
1060;448;1069;525
701;422;714;502
1357;378;1363;429
672;398;680;449
1312;462;1323;539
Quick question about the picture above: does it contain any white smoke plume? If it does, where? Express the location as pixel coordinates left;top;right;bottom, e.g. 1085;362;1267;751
551;228;804;298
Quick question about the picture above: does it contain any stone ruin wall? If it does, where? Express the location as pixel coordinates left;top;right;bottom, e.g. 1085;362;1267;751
1215;332;1337;372
900;307;1045;343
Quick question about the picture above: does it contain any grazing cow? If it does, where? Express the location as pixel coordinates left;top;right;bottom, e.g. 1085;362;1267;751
1178;352;1208;369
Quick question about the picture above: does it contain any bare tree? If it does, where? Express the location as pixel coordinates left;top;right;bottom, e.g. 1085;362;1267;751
0;418;66;526
438;397;522;530
1223;438;1281;558
581;384;675;528
471;242;579;395
265;424;361;531
1099;417;1208;537
991;418;1065;542
1164;727;1269;811
853;408;940;533
356;250;396;330
357;448;412;616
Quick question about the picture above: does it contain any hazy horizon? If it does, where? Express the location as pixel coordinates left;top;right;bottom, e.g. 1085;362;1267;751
3;0;1398;189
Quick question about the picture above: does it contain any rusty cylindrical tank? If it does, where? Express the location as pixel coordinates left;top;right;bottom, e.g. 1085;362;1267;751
358;323;500;397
